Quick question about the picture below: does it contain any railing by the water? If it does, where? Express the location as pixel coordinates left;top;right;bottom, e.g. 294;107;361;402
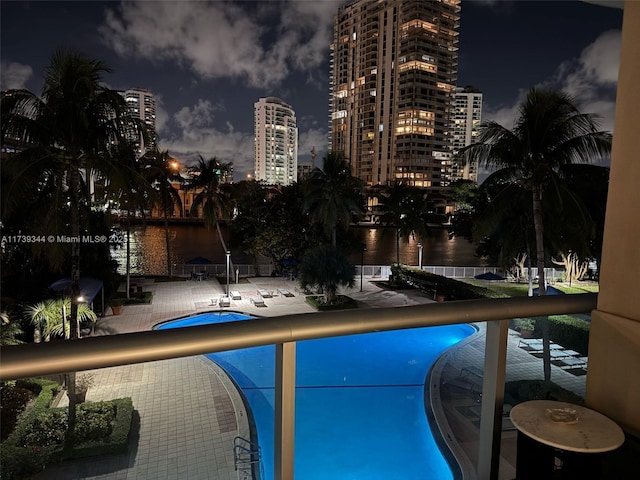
0;294;596;480
176;263;564;281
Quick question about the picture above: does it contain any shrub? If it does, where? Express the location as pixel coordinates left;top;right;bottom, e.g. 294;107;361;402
547;315;590;355
75;403;115;442
513;318;535;331
305;295;358;311
0;378;59;479
1;383;134;478
19;410;67;447
0;383;35;440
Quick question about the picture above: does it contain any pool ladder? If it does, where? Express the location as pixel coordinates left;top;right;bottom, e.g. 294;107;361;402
233;436;264;480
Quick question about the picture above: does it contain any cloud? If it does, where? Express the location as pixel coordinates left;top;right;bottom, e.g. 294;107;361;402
0;61;33;90
556;29;620;103
174;99;220;130
298;127;328;164
483;30;620;133
482;88;527;129
157;98;253;178
100;1;337;89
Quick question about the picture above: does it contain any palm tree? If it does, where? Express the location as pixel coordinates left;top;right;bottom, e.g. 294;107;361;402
303;152;364;246
376;183;434;265
188;156;233;258
299;245;355;304
0;312;24;346
1;48;141;448
143;149;183;278
25;298;97;342
108;140;154;298
460;87;612;388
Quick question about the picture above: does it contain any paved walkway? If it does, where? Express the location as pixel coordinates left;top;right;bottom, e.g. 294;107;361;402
42;276;587;480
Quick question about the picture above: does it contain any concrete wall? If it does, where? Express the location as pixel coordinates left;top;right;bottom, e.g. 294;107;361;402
586;0;640;437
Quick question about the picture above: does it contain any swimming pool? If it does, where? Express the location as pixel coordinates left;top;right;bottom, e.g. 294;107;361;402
158;312;474;479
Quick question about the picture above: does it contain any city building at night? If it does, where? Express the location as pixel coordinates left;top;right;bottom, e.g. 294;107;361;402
254;97;298;186
329;0;460;195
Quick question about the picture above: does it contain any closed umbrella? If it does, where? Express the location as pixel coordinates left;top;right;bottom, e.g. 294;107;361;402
474;272;506;281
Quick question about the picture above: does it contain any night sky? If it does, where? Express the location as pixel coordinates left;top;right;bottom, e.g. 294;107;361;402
1;1;624;180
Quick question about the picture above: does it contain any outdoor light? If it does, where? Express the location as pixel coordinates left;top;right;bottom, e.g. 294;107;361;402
226;251;231;296
360;244;367;292
418;242;423;269
76;295;85;303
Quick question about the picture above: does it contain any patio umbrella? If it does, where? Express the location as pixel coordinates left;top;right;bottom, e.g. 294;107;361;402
474;271;506;281
281;256;297;267
186;256;213;276
533;286;565;295
186;256;213;265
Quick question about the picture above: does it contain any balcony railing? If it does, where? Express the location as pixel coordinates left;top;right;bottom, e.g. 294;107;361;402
0;294;597;480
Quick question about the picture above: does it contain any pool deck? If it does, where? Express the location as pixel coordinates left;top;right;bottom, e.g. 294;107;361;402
43;276;587;480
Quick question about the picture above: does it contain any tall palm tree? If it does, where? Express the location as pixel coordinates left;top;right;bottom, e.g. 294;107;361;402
460;87;612;387
1;48;141;447
143;149;183;278
108;140;154;298
303;152;364;246
377;183;434;265
188;156;233;259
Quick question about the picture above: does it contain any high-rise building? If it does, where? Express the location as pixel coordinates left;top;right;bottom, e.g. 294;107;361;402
120;88;157;155
329;0;460;194
451;86;482;183
254;97;298;185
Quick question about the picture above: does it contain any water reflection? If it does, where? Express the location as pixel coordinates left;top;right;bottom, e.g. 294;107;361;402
111;224;488;276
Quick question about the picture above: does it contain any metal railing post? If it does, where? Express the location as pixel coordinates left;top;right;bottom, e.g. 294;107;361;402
477;319;509;480
274;341;296;480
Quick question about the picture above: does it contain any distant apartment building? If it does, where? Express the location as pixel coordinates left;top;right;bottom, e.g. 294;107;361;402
329;0;460;195
451;86;482;183
119;87;157;155
254;97;298;186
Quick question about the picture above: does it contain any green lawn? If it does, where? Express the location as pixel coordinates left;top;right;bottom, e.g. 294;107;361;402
461;280;599;297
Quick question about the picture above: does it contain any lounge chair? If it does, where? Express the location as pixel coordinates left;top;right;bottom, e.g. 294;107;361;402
518;338;542;348
554;357;587;369
257;289;272;298
278;288;294;297
539;349;580;359
230;290;241;300
210;298;218;306
250;297;267;307
219;296;230;307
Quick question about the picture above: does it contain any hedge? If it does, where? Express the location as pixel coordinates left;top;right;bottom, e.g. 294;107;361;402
390;264;507;300
531;315;591;355
0;387;134;479
0;378;59;479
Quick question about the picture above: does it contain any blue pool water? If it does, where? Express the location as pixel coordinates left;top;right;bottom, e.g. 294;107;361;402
158;313;474;479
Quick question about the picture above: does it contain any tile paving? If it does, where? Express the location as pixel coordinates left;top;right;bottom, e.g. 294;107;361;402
41;276;587;480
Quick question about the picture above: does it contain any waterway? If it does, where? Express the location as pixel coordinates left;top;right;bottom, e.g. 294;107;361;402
110;223;488;276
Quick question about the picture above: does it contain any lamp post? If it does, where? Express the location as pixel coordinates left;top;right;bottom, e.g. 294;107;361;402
418;242;423;269
226;251;231;296
360;244;367;292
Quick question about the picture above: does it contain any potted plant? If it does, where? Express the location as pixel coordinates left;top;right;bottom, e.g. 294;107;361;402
110;298;124;315
72;373;95;403
514;318;535;338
